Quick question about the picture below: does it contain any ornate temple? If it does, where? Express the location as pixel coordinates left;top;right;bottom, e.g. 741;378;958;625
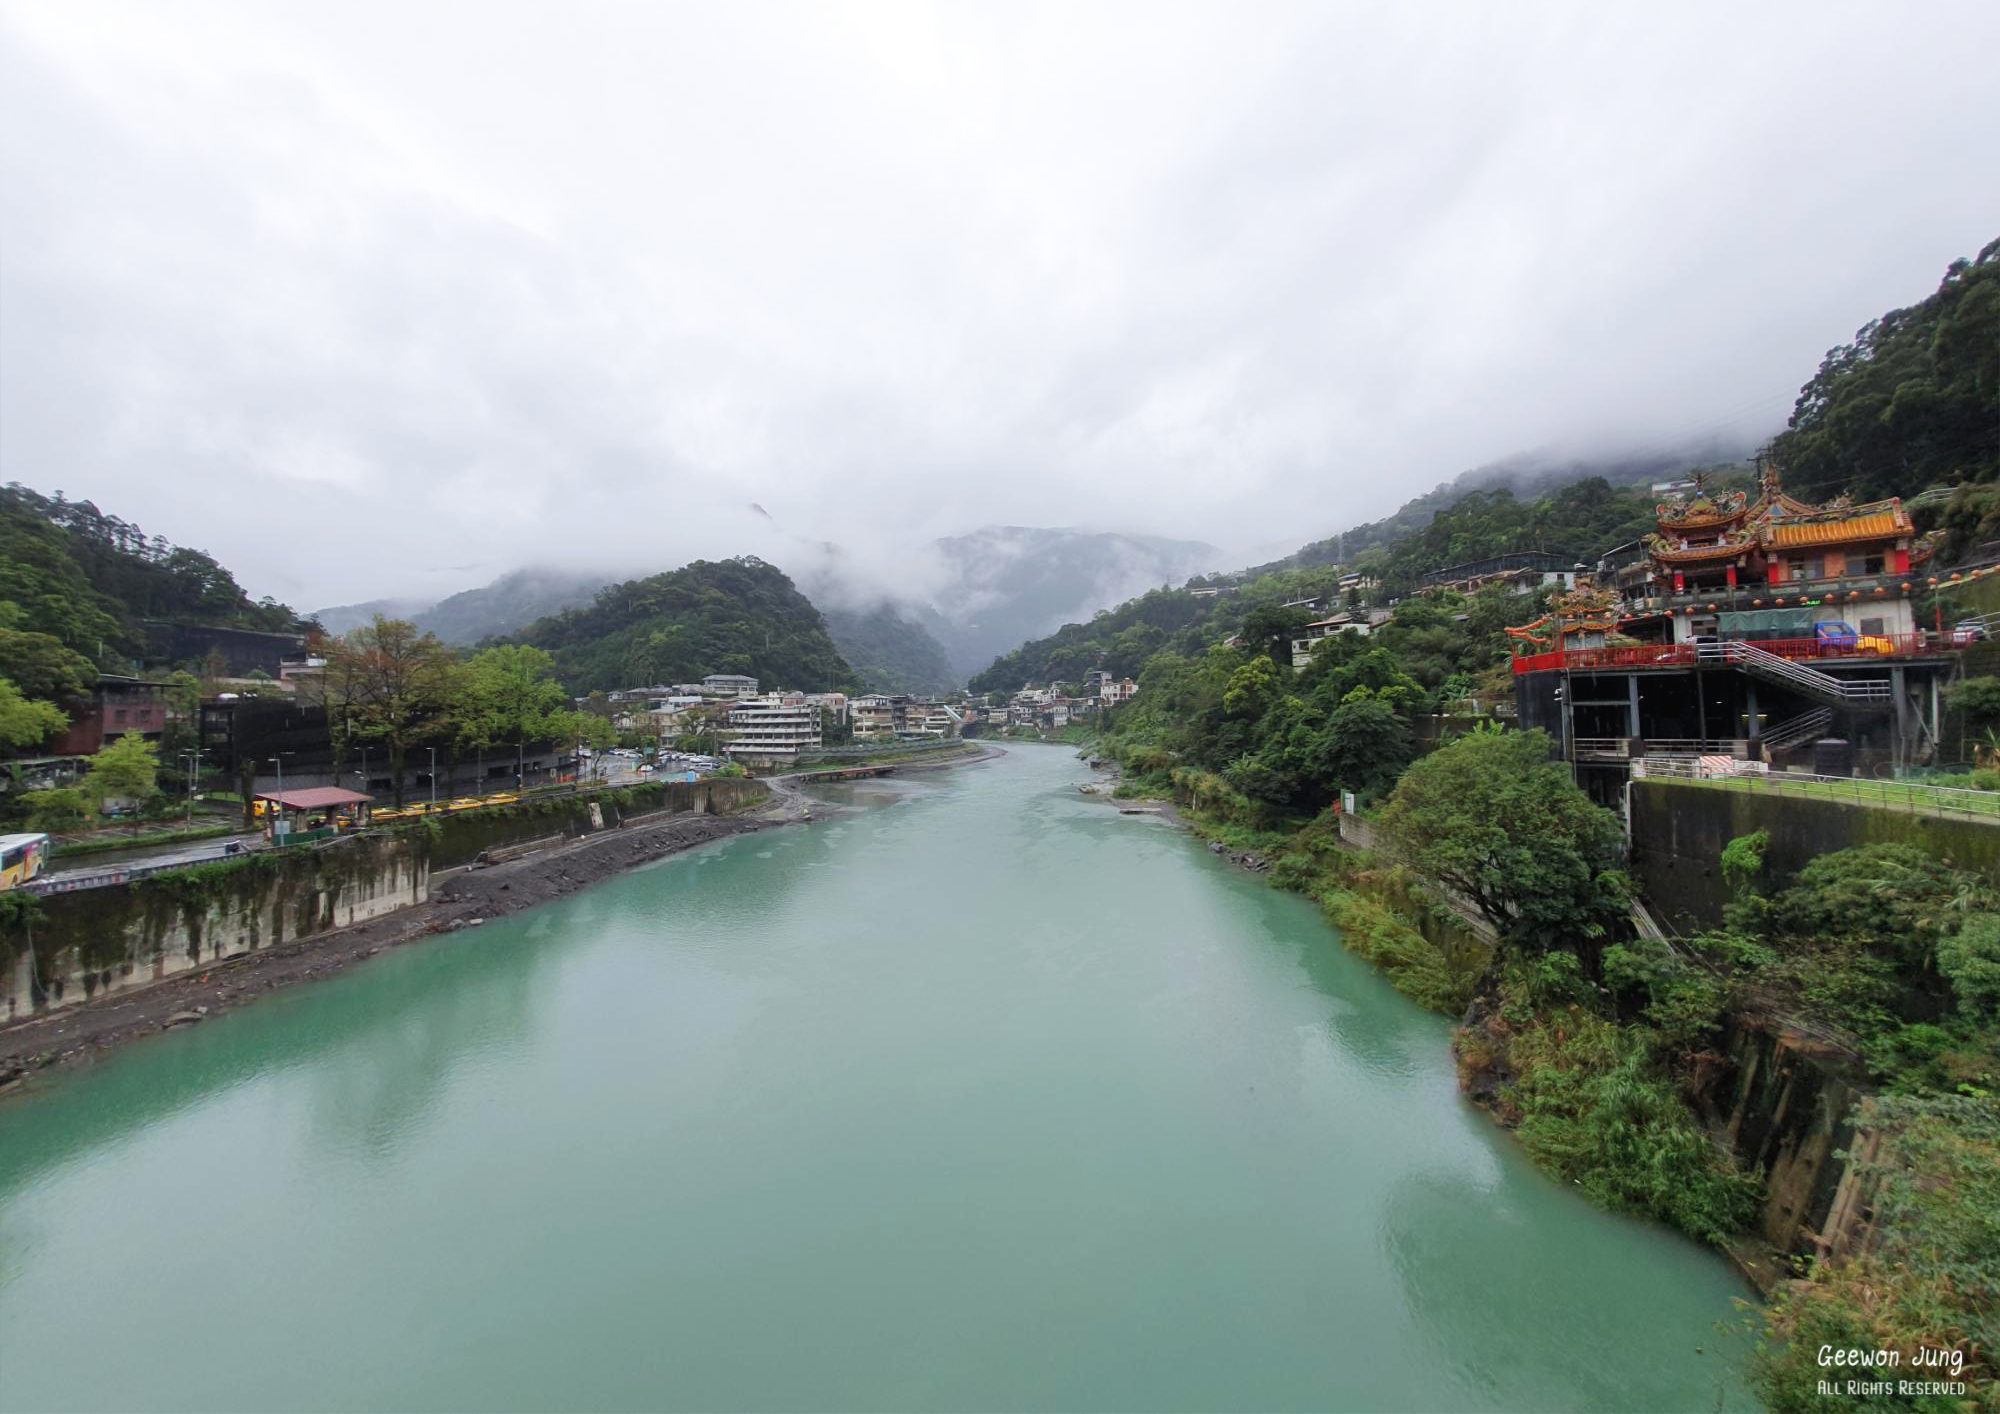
1606;461;1933;644
1506;457;1964;797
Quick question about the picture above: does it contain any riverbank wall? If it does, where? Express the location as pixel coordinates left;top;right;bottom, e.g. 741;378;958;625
2;778;767;1022
1629;778;2000;931
1341;795;1884;1269
1699;1014;1879;1265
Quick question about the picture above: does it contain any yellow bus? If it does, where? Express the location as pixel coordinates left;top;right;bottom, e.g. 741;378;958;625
0;832;51;891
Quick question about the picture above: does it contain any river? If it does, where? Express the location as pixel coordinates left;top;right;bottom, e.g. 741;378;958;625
0;744;1752;1411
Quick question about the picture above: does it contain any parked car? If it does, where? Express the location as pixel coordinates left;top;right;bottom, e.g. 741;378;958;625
1952;619;1989;644
1814;621;1894;655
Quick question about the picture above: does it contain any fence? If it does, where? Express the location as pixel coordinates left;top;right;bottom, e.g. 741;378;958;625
796;738;970;764
1513;632;1937;674
1633;756;2000;821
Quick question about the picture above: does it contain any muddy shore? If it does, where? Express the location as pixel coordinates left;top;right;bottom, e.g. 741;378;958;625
0;746;999;1093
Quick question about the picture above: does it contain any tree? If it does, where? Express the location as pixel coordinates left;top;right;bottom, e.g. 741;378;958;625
26;787;91;832
1939;914;2000;1024
1236;603;1310;669
1316;690;1414;797
321;617;457;807
84;731;160;807
1947;676;2000;743
459;645;571;789
0;626;95;703
0;676;69;752
1378;726;1627;964
1222;654;1282;720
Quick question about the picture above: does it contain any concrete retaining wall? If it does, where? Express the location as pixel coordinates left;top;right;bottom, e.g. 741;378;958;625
1629;779;2000;931
2;836;428;1021
2;778;769;1022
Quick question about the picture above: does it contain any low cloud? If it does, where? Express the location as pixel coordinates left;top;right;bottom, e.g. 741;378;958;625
2;0;1994;610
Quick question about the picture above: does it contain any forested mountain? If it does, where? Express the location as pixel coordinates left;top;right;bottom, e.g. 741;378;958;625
1228;449;1752;587
1770;238;1997;502
0;482;305;661
966;471;1714;692
819;602;958;696
923;527;1218;677
312;596;432;637
518;556;861;695
417;568;605;645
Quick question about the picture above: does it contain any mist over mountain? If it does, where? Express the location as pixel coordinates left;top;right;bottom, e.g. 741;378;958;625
313;569;602;647
920;528;1220;678
1219;438;1760;583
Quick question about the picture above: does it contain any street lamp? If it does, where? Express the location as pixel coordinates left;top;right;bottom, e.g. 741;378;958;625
178;748;200;827
268;755;285;840
427;747;438;809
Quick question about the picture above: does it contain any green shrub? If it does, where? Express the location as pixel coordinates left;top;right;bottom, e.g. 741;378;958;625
1754;1095;2000;1411
26;787;90;832
1502;1002;1761;1246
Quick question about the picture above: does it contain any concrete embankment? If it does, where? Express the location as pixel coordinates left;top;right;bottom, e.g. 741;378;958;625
0;778;769;1088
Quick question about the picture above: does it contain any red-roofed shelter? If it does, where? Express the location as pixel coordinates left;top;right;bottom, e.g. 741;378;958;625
255;786;374;841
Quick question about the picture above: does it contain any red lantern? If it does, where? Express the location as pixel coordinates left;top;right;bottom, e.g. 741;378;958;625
1751;598;1762;607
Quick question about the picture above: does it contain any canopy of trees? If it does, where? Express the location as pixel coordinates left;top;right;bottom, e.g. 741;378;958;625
520;557;860;695
1770;238;1999;505
0;483;305;661
819;602;959;696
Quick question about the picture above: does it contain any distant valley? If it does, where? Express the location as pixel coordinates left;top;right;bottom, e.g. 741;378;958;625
312;526;1222;692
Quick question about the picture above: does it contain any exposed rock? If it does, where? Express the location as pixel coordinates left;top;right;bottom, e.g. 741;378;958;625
163;1011;206;1028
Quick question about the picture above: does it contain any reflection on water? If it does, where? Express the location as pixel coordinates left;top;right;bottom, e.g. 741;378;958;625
0;745;1751;1414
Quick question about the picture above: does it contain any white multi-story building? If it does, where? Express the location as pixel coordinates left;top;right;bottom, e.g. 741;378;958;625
1290;615;1372;671
700;673;761;700
723;696;822;761
851;694;904;739
907;703;961;738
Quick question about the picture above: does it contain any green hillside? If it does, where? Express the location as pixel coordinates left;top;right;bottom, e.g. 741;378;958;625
966;471;1693;693
820;602;959;695
519;556;862;695
1770;238;1997;504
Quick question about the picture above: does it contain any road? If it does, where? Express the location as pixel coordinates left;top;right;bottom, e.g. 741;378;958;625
41;833;267;887
35;761;709;890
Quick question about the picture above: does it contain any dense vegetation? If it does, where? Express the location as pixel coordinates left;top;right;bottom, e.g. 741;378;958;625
519;557;862;696
1771;239;1998;507
970;469;1704;695
819;602;959;696
1224;452;1750;585
0;483;305;661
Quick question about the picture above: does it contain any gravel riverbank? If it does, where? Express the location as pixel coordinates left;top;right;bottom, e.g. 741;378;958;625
0;747;1003;1094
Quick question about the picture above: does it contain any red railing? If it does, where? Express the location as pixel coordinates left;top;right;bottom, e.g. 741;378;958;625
1512;632;1943;674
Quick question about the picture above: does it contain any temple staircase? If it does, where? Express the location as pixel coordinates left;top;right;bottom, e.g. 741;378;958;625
1716;641;1891;708
1759;707;1835;753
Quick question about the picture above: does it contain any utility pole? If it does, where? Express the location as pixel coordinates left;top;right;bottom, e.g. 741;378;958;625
268;755;284;840
180;748;201;827
427;747;438;809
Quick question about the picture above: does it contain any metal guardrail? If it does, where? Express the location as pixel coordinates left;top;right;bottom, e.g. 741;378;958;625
1635;757;2000;820
1515;632;1941;675
1721;640;1891;703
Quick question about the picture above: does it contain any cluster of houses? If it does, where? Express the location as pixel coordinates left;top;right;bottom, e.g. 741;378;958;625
957;670;1140;733
604;675;984;766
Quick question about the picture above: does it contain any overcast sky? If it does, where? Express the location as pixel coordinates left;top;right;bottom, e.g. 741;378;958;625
2;0;1995;610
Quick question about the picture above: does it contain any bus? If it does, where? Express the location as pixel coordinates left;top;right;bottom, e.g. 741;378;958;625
0;832;51;891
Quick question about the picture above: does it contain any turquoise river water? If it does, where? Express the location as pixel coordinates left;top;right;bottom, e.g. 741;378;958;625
0;744;1754;1411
